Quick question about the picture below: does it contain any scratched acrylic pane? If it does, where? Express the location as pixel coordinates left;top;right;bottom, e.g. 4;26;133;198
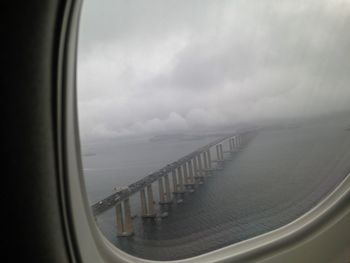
77;0;350;260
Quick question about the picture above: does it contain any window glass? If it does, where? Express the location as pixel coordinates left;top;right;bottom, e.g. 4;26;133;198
78;0;350;260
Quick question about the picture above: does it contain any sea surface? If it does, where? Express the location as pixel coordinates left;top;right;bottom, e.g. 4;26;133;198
81;114;350;260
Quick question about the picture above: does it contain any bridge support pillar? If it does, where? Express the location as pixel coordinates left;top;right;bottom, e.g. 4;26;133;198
195;154;204;184
183;163;188;185
140;186;156;218
193;157;198;181
188;160;194;183
207;149;212;169
158;177;165;203
171;167;185;203
146;184;155;216
177;166;185;193
192;157;197;184
219;143;224;161
234;136;238;148
115;199;134;236
164;174;172;203
216;144;220;161
197;154;203;171
203;151;208;169
116;203;124;236
123;198;133;235
185;160;195;191
229;138;234;152
159;176;173;205
171;170;178;193
202;151;210;177
140;188;147;215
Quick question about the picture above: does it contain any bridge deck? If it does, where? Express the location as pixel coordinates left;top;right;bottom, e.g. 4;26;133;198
91;133;244;216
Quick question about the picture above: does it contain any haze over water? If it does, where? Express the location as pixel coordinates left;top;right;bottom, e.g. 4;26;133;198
82;113;350;260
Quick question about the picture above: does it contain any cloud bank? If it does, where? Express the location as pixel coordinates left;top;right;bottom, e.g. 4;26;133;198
78;0;350;140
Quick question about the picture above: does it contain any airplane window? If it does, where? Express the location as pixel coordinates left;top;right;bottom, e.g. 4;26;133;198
77;0;350;260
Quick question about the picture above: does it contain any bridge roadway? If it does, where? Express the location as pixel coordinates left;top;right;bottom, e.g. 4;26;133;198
91;133;241;216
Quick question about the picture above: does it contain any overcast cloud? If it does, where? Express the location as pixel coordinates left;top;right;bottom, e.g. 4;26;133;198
78;0;350;140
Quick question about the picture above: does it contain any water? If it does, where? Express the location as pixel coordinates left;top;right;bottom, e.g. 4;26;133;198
81;114;350;260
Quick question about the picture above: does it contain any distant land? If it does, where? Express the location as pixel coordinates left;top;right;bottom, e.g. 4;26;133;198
149;133;231;142
82;152;96;157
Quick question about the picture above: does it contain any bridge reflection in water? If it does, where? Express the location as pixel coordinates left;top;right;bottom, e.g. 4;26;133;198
91;132;250;237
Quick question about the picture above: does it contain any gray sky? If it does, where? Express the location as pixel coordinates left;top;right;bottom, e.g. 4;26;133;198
78;0;350;140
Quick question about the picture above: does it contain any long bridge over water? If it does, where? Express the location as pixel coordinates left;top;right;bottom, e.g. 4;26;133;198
91;132;252;236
